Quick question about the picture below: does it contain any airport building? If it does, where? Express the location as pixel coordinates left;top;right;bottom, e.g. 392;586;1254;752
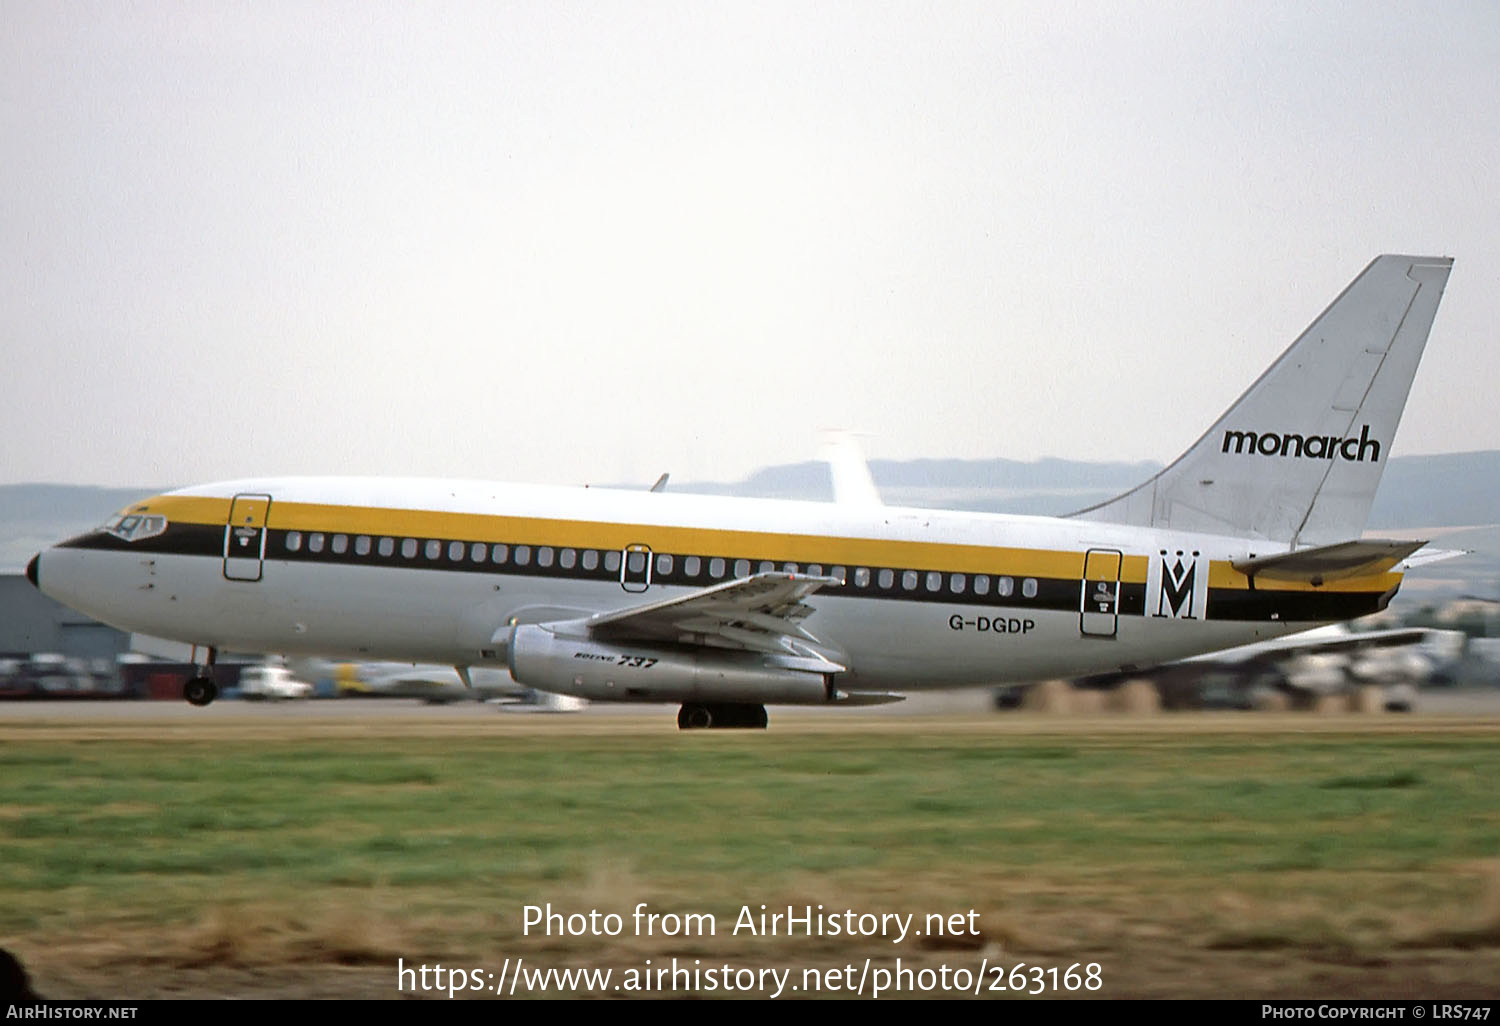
0;573;128;661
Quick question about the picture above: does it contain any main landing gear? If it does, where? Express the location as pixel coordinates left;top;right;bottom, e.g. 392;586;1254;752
184;647;219;707
677;703;769;730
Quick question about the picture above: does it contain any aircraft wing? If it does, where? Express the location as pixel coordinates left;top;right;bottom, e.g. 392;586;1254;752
1243;626;1434;658
578;572;846;663
1181;624;1439;664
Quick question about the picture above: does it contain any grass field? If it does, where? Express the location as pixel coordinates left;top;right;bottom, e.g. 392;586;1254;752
2;707;1499;999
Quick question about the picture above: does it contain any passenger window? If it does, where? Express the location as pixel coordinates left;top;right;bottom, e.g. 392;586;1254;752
491;543;509;564
709;557;726;578
604;551;621;572
285;531;302;552
425;540;441;559
997;576;1014;597
402;538;418;558
656;553;673;575
783;563;798;574
759;561;774;574
684;556;701;576
582;550;599;570
378;537;394;557
627;551;645;573
538;547;554;568
734;559;750;577
926;571;942;592
514;545;531;566
973;574;989;596
309;533;325;553
830;565;846;584
471;542;486;562
560;548;577;569
356;536;372;556
854;567;871;587
950;574;966;594
902;570;918;591
878;569;894;589
332;534;348;555
449;540;465;561
1022;578;1038;598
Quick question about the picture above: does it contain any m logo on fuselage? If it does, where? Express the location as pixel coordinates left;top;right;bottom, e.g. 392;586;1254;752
1147;549;1208;619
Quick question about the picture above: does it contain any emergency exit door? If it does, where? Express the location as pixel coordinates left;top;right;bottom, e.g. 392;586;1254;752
620;544;652;593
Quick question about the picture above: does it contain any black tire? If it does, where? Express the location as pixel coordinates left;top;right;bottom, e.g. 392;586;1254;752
184;676;217;707
677;703;768;729
713;703;768;729
678;704;714;729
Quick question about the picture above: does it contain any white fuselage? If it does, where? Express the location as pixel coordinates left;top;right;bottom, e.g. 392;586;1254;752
33;477;1402;696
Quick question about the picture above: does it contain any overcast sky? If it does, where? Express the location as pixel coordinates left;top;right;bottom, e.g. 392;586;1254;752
3;2;1496;490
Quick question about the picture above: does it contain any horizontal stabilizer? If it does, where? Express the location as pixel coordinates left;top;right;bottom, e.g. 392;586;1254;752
1400;546;1469;570
1232;539;1427;585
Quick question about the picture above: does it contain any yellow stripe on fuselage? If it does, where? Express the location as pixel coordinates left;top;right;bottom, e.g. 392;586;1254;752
125;493;1402;596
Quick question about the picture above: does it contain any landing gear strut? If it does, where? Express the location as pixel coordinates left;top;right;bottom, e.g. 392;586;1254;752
677;703;769;730
184;647;219;707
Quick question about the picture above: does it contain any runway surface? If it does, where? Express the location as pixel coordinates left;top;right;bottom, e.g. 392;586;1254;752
3;687;1500;736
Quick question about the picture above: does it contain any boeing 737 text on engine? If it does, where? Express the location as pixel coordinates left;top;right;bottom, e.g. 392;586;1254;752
28;255;1453;728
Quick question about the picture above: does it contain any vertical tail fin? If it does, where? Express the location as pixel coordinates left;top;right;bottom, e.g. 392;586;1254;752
1070;255;1452;545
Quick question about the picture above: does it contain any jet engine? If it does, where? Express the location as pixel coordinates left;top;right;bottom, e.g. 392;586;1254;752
506;624;834;704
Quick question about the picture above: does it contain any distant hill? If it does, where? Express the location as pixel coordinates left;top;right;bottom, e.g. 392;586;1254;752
1363;452;1500;529
5;450;1499;571
0;485;165;571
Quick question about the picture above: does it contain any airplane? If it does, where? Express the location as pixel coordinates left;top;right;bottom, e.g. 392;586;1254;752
26;255;1453;729
995;623;1467;712
322;659;584;710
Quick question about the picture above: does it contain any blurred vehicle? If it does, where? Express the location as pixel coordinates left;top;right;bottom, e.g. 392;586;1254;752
0;653;127;699
237;664;313;700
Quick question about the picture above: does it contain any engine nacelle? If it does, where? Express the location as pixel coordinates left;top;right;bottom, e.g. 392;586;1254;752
506;624;833;704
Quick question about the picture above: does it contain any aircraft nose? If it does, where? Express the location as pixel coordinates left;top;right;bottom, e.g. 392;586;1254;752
26;553;40;590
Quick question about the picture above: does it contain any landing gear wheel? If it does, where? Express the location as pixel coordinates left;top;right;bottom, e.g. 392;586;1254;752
678;704;714;729
184;676;218;707
725;704;767;728
676;703;768;729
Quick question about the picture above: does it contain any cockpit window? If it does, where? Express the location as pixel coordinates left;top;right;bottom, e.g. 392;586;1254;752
101;513;168;543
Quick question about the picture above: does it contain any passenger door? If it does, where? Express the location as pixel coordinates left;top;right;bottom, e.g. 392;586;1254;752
224;493;272;582
1080;548;1122;638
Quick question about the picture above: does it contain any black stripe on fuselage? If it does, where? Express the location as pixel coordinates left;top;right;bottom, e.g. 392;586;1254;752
55;523;1393;623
